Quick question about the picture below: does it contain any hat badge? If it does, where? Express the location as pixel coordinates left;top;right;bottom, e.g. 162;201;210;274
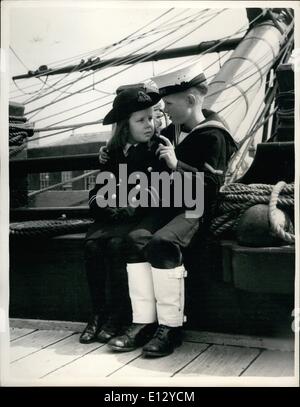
137;91;151;102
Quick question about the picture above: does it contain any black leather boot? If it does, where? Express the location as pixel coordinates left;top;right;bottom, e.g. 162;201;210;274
81;240;108;344
108;323;157;352
96;316;125;343
98;237;133;345
79;314;104;344
142;325;182;357
105;238;132;323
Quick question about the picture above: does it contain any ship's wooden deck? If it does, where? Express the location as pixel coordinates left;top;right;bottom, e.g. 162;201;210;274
6;319;295;386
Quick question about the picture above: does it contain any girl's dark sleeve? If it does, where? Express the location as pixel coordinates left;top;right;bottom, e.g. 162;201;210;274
88;161;116;221
88;158;136;222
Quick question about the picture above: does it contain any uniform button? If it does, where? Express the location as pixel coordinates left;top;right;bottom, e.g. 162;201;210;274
131;197;137;203
147;167;153;172
136;174;140;179
135;184;141;190
111;193;116;200
109;173;114;179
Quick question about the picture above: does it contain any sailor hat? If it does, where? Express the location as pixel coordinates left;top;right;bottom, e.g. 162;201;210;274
116;79;159;95
153;62;206;96
103;87;161;125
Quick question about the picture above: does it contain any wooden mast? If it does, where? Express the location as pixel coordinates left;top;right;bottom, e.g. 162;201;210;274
203;9;292;141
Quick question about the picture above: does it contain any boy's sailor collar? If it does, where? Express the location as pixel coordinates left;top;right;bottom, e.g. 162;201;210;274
174;116;209;146
173;110;234;147
180;113;218;134
175;127;189;146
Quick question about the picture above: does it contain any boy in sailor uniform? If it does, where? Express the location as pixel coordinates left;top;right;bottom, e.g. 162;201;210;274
104;63;237;357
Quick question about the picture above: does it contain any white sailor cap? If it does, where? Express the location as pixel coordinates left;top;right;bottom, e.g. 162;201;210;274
152;62;206;97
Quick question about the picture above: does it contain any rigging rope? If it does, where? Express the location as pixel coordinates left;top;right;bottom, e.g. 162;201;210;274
12;7;253;116
224;31;294;181
33;93;112;124
25;9;225;116
10;8;285;107
13;9;293;148
10;7;259;106
27;71;89;121
8;9;222;100
9;8;177;99
26;10;226;133
19;10;207;104
42;8;179;71
47;8;176;68
26;36;288;144
29;27;240;126
14;8;178;84
155;8;265;77
33;44;235;126
23;68;89;105
26;34;288;144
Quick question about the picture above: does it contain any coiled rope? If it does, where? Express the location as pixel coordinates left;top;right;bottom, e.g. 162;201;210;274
211;181;294;243
9;117;33;157
10;218;94;238
268;181;294;244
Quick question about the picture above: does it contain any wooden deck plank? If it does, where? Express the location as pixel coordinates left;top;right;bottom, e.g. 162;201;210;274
10;318;85;333
176;344;260;376
10;320;294;351
242;350;294;377
9;334;103;380
10;327;36;341
111;342;209;378
184;331;294;351
10;330;73;362
7;323;296;381
43;345;142;380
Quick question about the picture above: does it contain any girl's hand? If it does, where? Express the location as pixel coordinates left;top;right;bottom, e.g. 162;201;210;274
99;145;110;164
155;135;178;170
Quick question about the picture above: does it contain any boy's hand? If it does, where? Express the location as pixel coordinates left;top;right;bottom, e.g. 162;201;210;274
99;145;110;164
155;135;178;170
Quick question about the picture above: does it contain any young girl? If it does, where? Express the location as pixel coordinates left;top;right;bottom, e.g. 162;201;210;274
79;87;161;344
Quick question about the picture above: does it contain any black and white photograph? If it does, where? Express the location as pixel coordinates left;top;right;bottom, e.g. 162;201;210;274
0;0;298;388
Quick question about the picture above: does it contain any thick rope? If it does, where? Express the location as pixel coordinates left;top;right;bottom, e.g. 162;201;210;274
211;182;294;243
10;218;94;238
269;181;294;243
9;142;27;157
9;133;27;146
9;116;32;157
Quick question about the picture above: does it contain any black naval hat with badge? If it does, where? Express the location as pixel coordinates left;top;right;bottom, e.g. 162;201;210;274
103;85;161;125
153;62;208;96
